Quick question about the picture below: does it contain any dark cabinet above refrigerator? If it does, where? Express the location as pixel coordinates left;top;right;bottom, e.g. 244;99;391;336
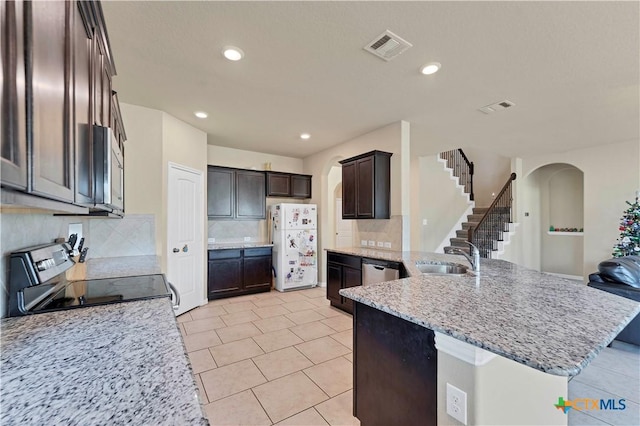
266;172;312;199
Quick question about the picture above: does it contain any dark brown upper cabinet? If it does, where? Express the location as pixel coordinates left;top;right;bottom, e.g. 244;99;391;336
236;169;266;219
208;166;266;220
28;0;75;202
266;171;312;198
1;0;28;191
340;150;392;219
1;0;125;213
73;1;93;204
291;174;312;198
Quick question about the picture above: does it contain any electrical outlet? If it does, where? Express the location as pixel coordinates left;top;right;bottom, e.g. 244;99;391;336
361;240;368;246
446;383;467;425
208;238;216;244
244;237;251;242
384;242;391;249
377;241;384;247
368;240;375;247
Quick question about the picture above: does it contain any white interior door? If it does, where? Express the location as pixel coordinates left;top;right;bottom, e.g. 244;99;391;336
167;163;205;315
335;198;353;248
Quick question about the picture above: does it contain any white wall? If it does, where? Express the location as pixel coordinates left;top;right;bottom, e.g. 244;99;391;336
412;155;473;252
462;148;512;207
207;145;303;173
121;103;164;251
122;103;208;276
511;139;640;277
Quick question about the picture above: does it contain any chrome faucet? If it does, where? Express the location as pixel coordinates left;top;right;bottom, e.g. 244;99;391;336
445;241;480;274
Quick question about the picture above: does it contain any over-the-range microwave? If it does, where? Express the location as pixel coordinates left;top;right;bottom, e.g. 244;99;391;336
93;125;124;216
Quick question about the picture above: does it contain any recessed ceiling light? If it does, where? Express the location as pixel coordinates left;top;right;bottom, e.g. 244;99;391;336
194;111;208;119
420;62;441;75
300;133;311;140
223;46;244;61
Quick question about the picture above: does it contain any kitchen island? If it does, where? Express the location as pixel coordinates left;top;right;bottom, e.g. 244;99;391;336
334;248;640;425
0;298;208;425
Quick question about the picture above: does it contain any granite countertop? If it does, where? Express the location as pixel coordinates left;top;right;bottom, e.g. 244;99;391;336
0;299;208;425
332;247;640;376
208;242;273;250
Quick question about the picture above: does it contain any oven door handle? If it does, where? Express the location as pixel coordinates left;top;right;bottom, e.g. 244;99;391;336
167;282;180;310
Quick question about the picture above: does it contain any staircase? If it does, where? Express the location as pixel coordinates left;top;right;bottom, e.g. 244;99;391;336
440;149;517;259
445;206;513;258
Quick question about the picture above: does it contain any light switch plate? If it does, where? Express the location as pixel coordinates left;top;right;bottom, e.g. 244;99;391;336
377;241;384;247
384;242;391;249
244;237;251;242
361;240;368;246
208;238;216;244
368;240;376;247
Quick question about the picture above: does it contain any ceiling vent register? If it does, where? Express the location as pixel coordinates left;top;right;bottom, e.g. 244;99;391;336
364;30;413;61
478;100;516;114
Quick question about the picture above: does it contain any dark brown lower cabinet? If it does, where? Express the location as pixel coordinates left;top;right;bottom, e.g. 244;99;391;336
208;247;272;300
326;251;361;314
354;302;437;426
243;247;273;290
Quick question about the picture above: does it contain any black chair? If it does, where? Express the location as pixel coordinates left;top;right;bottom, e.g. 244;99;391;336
587;256;640;346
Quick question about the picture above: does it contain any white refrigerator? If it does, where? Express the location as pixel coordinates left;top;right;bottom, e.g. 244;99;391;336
271;203;318;291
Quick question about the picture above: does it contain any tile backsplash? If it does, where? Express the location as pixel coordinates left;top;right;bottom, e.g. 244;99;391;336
208;220;265;243
354;215;404;250
89;214;155;258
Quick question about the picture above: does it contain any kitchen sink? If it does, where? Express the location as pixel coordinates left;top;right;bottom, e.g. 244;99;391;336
415;261;468;276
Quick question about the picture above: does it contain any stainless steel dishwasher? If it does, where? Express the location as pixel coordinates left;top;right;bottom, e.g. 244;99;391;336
362;258;400;285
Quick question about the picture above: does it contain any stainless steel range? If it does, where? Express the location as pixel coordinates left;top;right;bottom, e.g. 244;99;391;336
8;242;179;317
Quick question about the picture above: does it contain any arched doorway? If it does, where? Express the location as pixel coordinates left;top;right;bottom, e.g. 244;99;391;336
523;163;584;278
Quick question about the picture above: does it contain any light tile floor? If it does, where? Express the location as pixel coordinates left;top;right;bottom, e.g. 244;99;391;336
568;341;640;426
178;287;359;426
178;288;640;426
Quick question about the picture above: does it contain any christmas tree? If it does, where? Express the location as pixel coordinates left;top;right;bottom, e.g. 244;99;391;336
612;194;640;257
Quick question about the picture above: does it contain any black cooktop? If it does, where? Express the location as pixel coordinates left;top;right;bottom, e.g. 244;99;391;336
27;274;171;313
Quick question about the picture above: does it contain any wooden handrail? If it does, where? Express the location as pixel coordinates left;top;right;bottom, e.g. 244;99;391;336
467;172;517;249
440;149;475;201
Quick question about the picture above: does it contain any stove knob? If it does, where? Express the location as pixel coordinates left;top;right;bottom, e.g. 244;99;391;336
36;259;51;271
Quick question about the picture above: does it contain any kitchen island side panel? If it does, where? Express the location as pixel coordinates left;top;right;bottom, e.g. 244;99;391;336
354;302;437;426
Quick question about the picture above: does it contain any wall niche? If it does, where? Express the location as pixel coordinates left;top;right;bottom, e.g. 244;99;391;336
540;164;584;277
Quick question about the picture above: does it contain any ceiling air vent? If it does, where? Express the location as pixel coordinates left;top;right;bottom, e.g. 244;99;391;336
364;30;413;61
478;100;516;114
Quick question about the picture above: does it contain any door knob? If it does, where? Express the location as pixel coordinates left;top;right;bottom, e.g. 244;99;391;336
172;248;179;253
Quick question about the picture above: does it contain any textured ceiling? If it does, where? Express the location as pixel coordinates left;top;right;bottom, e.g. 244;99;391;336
102;1;639;158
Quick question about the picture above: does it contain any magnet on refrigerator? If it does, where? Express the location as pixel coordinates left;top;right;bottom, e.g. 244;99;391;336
270;203;318;291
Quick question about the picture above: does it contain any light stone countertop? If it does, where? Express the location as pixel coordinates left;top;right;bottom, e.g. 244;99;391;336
0;298;208;425
208;242;273;250
332;247;640;376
